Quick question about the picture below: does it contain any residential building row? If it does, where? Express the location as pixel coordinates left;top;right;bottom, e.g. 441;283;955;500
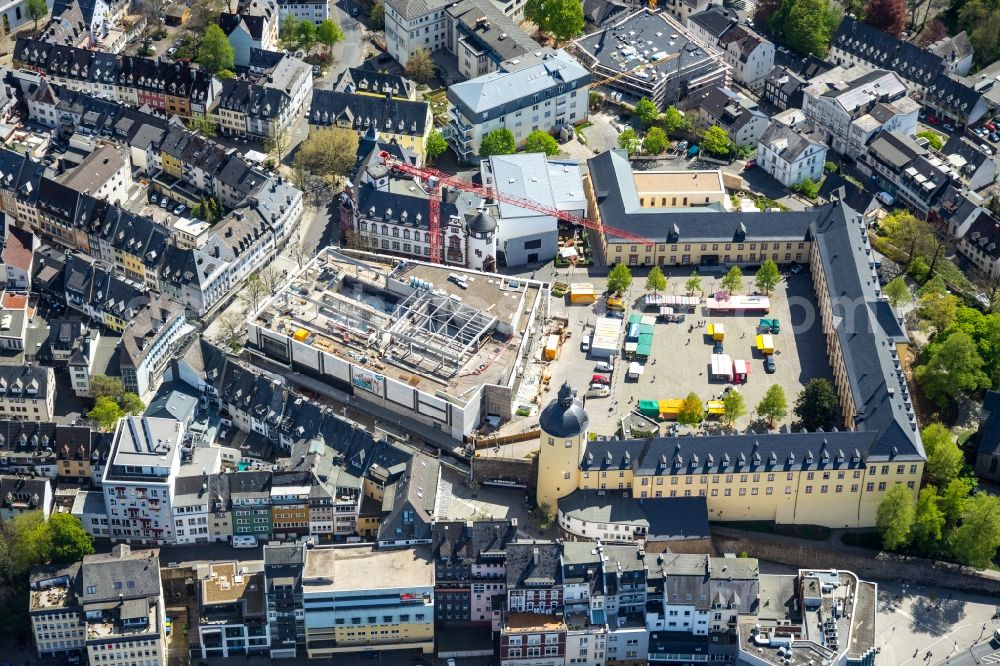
686;7;774;91
194;535;873;666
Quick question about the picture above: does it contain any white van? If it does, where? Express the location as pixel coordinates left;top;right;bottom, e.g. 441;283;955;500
232;535;258;549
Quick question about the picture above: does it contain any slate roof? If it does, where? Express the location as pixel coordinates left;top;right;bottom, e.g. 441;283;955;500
446;0;538;65
379;453;439;544
978;390;1000;457
506;541;562;589
80;545;160;603
688;7;736;39
558;490;710;541
0;476;48;508
0;365;52;400
942;134;993;174
540;382;590;438
832;15;947;88
588;149;821;243
817;173;876;213
758;120;825;162
925;72;987;117
309;89;430;137
118;295;185;370
336;67;415;99
0;421;94;460
386;0;452;21
960;209;1000;261
432;519;519;563
447;49;590;115
582;0;629;25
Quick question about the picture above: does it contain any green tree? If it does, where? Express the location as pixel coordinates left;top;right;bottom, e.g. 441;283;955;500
701;125;732;156
722;389;746;427
915;332;990;408
607;263;632;295
948;494;1000;568
793;378;838;431
685;273;702;294
120;393;146;416
370;0;385;28
645;266;667;294
264;126;290;164
317;19;344;57
479;128;516;157
912;486;945;554
524;130;560;156
916;289;959;333
197;24;235;74
721;265;744;293
883;276;911;308
754;259;780;294
524;0;585;41
883;210;934;265
661;106;689;135
757;385;788;426
642;127;669;155
294;126;359;186
405;48;436;83
90;375;124;401
238;273;269;314
88;396;125;432
939;476;974;529
187;115;217;137
678;392;705;425
4;511;52;577
877;483;916;550
26;0;48;31
634;97;660;128
791;177;819;198
297;20;318;51
917;130;944;150
48;514;95;563
771;0;842;57
617;128;640;154
426;130;448;162
281;14;300;42
921;422;965;486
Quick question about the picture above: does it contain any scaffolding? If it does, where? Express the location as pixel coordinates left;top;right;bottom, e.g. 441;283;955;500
387;287;498;375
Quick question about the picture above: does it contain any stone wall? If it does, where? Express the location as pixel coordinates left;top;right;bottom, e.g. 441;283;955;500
713;527;1000;595
472;455;538;492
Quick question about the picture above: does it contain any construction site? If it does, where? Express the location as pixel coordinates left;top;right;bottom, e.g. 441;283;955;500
245;249;551;441
572;8;732;108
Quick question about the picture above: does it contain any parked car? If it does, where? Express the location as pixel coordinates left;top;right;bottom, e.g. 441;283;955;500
927;115;940;125
149;193;158;203
591;374;611;386
160;198;169;208
595;361;614;372
986;121;997;131
173;203;185;215
744;159;756;170
765;356;776;373
166;47;176;56
789;264;803;275
974;126;987;136
991;132;1000;142
982;144;995;156
312;65;321;76
876;191;895;206
943;122;956;132
713;341;724;354
581;336;590;352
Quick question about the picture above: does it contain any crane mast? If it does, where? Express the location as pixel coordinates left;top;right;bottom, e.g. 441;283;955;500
377;151;656;266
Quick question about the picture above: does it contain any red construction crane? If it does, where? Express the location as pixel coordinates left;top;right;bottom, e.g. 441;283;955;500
378;151;656;264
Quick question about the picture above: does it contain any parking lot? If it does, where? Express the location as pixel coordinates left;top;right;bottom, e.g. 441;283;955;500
543;266;834;437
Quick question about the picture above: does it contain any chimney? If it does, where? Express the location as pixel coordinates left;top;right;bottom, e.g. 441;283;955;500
532;547;539;565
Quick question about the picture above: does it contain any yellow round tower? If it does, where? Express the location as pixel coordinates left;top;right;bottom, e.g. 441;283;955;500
535;382;590;515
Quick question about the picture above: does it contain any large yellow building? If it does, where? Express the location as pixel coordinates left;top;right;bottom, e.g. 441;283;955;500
539;158;926;529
